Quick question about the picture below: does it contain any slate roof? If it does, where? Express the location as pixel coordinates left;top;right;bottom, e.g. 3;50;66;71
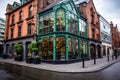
39;0;89;13
73;0;89;5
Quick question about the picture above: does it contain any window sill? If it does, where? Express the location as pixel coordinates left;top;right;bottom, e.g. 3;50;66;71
26;16;34;20
17;20;23;24
10;23;15;26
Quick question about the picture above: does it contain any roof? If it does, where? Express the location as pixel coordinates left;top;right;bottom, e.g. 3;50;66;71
39;0;89;13
73;0;89;5
40;0;67;13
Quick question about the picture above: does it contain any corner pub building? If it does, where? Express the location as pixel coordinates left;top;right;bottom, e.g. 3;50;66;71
37;0;89;63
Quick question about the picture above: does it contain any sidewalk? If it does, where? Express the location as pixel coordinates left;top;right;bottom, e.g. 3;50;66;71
0;56;120;73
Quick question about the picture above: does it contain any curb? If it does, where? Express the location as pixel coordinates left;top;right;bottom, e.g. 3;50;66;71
0;58;120;74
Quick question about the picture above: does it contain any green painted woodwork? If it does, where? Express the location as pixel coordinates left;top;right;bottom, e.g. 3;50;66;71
37;0;89;61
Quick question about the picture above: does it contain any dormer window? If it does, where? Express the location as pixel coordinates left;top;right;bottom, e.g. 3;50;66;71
28;5;33;18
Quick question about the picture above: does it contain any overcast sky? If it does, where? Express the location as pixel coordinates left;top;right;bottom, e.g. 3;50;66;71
0;0;120;30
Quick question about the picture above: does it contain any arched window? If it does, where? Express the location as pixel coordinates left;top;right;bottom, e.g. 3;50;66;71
28;5;33;17
56;9;65;32
12;15;15;24
19;10;23;21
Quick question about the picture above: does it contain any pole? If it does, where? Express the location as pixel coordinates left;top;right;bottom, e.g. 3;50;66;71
107;55;109;62
94;53;96;65
82;54;85;68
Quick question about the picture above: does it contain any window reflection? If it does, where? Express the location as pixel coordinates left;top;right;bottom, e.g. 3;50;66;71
39;12;54;35
79;19;86;37
56;36;65;60
68;37;79;60
80;40;87;57
68;11;78;35
38;37;53;60
56;9;65;31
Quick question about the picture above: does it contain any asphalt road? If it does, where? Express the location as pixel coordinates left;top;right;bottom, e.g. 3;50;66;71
0;61;120;80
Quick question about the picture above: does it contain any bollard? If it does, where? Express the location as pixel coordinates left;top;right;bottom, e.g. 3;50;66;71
107;55;109;62
82;54;85;68
94;53;96;65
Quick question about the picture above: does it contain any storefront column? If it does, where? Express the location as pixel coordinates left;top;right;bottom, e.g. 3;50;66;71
78;39;80;59
23;42;26;61
65;35;68;60
53;34;56;61
87;41;90;59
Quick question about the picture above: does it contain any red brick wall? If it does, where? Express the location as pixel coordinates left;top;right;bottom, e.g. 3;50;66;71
78;0;100;41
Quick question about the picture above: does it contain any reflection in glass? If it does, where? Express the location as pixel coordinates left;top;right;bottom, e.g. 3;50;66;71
56;37;65;60
56;9;65;31
38;37;53;60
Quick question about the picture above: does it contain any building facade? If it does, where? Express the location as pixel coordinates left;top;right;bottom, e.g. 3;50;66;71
4;0;38;60
37;0;89;61
4;0;67;60
110;21;120;55
99;14;112;57
75;0;102;59
0;18;5;56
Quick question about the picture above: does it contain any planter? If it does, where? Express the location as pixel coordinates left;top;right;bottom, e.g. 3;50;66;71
2;54;8;59
26;57;33;63
14;56;23;61
33;58;41;64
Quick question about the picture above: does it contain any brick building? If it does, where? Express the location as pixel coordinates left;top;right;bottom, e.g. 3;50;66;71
4;0;54;60
110;21;120;55
74;0;101;59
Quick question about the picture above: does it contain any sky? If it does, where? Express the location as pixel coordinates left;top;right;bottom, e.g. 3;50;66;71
0;0;120;30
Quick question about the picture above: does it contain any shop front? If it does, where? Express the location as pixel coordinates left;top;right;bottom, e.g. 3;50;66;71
37;0;89;62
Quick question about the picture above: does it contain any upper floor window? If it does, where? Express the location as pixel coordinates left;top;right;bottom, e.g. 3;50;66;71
12;15;15;24
19;10;23;21
56;9;65;32
92;29;95;39
11;28;14;39
28;23;32;35
18;26;22;37
28;5;33;17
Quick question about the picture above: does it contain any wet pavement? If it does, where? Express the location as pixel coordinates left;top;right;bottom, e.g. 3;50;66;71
0;65;32;80
0;61;120;80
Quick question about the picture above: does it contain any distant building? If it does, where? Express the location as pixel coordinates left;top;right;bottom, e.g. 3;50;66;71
75;0;102;59
110;22;120;55
99;14;112;57
0;18;5;56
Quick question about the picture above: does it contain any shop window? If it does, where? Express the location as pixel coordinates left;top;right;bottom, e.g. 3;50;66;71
38;37;53;60
56;36;65;60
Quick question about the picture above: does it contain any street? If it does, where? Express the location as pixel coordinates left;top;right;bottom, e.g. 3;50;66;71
0;61;120;80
